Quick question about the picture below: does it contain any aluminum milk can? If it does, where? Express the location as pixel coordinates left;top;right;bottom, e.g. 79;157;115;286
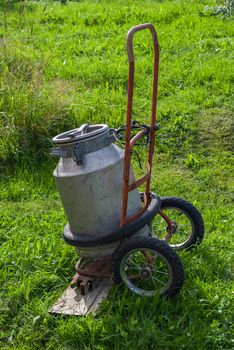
52;124;146;257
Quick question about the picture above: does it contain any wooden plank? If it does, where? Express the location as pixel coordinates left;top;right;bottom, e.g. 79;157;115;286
49;278;112;316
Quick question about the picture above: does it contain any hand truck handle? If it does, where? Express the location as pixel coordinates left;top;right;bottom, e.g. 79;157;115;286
121;23;159;227
126;23;158;62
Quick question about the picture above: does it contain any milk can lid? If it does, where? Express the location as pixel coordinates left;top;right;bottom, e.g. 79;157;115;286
52;124;109;145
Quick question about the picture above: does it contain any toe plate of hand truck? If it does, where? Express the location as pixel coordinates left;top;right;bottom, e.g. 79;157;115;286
49;277;113;316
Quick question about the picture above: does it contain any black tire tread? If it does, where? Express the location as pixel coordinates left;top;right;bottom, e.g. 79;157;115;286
112;236;184;298
159;196;204;250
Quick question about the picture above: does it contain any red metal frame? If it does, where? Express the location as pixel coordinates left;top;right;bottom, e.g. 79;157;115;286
121;23;159;227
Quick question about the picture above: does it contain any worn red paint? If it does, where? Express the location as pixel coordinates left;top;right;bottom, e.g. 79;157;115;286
121;23;159;227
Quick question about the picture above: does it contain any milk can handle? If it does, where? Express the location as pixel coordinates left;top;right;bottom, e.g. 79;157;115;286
121;23;159;227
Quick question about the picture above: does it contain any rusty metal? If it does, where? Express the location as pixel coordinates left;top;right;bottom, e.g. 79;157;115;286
122;205;147;224
70;273;80;288
80;278;93;296
76;256;112;279
158;209;174;241
121;23;159;227
128;170;150;191
129;128;147;148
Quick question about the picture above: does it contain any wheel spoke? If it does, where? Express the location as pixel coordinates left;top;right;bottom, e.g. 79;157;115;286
151;203;198;249
177;229;189;236
116;236;183;297
151;268;169;275
150;277;158;289
129;274;141;281
151;275;166;286
127;258;141;270
156;227;167;232
126;266;141;271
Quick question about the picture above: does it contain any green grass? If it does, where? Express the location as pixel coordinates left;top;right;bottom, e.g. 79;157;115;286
0;0;233;349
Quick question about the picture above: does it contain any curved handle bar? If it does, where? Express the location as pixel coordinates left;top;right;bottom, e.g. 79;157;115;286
121;23;159;226
126;23;158;62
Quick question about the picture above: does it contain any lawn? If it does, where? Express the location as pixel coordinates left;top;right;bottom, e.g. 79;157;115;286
0;0;233;349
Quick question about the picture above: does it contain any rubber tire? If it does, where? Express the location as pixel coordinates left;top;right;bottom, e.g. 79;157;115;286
157;196;204;250
63;192;160;247
112;236;184;298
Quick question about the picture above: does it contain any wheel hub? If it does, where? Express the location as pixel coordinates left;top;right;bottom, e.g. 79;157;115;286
166;221;178;235
140;267;152;279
